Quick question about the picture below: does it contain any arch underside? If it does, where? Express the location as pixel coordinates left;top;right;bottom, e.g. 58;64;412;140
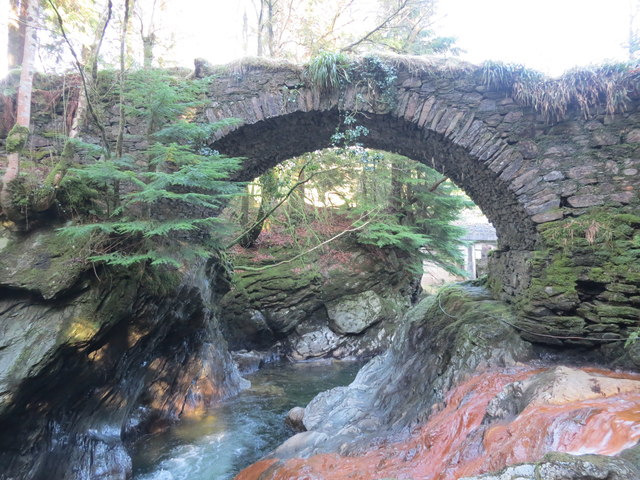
212;109;537;251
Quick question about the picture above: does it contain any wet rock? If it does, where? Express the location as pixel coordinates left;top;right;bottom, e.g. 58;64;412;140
484;365;640;427
232;350;262;375
288;326;341;360
0;229;246;480
272;284;534;460
461;452;640;479
284;407;306;432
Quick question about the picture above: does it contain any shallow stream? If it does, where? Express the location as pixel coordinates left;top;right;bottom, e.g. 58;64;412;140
131;360;362;480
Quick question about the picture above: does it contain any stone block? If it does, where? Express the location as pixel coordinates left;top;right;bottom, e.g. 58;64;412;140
607;283;640;294
543;171;564;181
503;111;524;123
595;304;640;319
566;194;605;208
477;99;497;112
518;140;539;159
524;194;560;215
589;130;620;147
532;210;564;223
496;153;525;180
625;128;640;143
567;165;597;179
402;77;422;88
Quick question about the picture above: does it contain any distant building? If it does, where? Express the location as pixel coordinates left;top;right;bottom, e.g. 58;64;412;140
460;223;497;278
421;218;497;293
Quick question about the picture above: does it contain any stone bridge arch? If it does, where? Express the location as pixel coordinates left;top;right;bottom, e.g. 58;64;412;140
204;57;640;345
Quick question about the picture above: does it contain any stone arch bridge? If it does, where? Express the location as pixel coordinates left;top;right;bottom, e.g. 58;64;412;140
203;57;640;346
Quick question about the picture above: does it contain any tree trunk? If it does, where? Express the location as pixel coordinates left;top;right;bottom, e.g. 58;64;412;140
389;157;403;213
266;0;274;56
7;0;27;68
1;0;38;220
116;0;131;158
71;0;113;138
240;184;252;226
142;33;155;68
239;202;266;248
238;170;278;248
257;0;264;56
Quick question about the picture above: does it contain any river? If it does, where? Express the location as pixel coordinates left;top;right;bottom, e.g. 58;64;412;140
131;359;363;480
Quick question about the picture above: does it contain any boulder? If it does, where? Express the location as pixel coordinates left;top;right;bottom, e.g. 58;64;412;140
284;407;306;432
485;366;640;424
220;237;419;360
460;452;640;480
326;290;383;334
288;326;341;360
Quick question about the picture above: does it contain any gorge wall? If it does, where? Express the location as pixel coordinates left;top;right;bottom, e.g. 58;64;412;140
0;226;247;479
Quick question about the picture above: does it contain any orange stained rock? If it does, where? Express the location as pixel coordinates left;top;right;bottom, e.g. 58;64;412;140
235;459;280;480
235;366;640;480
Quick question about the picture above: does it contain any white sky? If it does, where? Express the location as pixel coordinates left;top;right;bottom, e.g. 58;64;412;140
437;0;631;76
167;0;633;77
0;0;634;79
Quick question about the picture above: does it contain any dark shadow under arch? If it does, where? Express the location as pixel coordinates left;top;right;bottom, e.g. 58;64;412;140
212;109;537;251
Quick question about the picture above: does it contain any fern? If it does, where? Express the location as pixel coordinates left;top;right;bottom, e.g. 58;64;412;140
305;51;351;91
58;70;244;276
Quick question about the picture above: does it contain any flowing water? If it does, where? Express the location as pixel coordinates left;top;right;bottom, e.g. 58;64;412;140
131;360;363;480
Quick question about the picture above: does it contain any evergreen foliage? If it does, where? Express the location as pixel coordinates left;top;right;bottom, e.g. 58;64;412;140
229;141;471;276
57;70;243;271
344;152;471;275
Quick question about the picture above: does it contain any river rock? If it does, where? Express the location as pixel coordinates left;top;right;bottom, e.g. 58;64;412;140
326;290;383;334
460;452;640;479
485;366;640;423
284;406;306;432
272;284;534;460
232;350;265;375
288;326;341;360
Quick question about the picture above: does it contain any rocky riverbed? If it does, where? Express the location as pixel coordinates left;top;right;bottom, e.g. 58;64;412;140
235;285;640;480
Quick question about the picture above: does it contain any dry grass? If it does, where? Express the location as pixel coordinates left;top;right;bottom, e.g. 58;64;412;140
481;60;640;122
213;56;303;78
371;52;476;77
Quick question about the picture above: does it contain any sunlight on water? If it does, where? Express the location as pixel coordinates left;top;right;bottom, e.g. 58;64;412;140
132;360;363;480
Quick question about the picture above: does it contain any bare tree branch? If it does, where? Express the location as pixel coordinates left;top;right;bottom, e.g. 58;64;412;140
48;0;112;157
340;0;410;53
226;161;361;249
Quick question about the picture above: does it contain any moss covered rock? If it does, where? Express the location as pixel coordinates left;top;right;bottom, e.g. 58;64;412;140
507;206;640;362
220;238;419;360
